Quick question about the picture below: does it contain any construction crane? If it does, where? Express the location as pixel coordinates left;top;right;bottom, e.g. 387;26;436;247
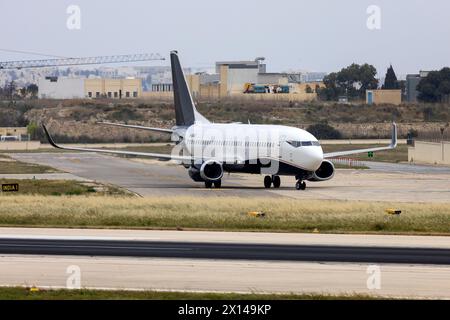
0;53;165;70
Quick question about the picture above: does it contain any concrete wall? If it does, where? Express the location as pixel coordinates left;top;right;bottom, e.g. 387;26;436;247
408;141;450;165
228;92;317;102
219;65;228;98
0;141;40;150
199;83;220;99
290;82;324;94
185;74;200;97
38;78;85;99
141;91;173;100
366;89;402;105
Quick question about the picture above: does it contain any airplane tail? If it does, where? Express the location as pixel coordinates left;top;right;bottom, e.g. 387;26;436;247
170;51;209;126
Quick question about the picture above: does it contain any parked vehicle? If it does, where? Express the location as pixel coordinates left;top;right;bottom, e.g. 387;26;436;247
0;135;20;142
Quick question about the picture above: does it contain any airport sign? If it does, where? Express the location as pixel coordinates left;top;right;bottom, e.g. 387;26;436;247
2;183;19;192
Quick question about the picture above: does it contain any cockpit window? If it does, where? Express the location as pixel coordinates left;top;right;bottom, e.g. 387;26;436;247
287;141;301;148
287;141;320;147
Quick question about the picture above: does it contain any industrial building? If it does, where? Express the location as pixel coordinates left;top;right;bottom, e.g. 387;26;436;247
38;77;143;99
150;67;194;92
215;58;267;95
405;71;430;103
85;78;142;99
185;57;323;101
366;89;402;105
37;56;324;101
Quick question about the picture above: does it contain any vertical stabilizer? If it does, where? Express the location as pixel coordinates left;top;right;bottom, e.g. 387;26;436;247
170;51;209;126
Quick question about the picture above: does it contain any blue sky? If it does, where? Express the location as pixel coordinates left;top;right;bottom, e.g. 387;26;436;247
0;0;449;75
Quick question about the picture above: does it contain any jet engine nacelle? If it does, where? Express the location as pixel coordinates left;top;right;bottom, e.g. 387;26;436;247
200;160;224;182
307;160;335;182
188;160;224;182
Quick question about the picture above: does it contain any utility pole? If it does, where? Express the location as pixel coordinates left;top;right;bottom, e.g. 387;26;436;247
440;125;449;162
8;80;16;106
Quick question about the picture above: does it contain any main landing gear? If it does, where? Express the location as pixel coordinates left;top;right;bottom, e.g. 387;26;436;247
205;180;222;189
264;175;281;189
295;180;306;190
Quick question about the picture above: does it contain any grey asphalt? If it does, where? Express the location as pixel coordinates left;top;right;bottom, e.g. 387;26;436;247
10;152;279;197
9;152;450;201
1;238;450;265
364;161;450;174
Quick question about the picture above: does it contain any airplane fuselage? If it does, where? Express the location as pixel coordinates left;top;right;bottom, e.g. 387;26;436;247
178;123;324;177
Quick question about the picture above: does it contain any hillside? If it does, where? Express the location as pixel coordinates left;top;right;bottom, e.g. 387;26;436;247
1;99;450;143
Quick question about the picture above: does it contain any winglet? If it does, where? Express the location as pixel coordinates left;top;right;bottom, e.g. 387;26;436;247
390;122;398;148
42;124;62;149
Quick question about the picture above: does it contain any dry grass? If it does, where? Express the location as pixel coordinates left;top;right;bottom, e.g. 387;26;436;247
0;154;59;174
0;287;380;300
0;179;131;196
0;196;449;234
322;144;409;163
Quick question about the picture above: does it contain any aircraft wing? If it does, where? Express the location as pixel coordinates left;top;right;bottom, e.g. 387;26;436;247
42;125;191;162
97;122;173;134
323;123;397;158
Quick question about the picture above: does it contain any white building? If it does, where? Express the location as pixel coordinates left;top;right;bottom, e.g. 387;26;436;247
38;77;84;99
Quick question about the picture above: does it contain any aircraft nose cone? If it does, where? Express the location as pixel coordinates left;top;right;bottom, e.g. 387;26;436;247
305;147;324;171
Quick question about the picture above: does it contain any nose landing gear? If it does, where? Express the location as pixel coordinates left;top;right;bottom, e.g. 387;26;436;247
205;180;222;188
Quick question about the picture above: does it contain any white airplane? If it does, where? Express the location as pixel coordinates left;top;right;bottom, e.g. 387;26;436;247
43;51;397;190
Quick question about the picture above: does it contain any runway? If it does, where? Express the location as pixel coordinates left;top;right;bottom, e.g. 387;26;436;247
9;152;450;202
0;229;449;298
1;238;450;265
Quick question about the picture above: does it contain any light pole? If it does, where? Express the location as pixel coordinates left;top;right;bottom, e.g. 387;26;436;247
440;123;449;162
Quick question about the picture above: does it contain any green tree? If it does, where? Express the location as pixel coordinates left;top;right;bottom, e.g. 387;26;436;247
417;68;450;103
382;65;399;89
317;63;378;101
